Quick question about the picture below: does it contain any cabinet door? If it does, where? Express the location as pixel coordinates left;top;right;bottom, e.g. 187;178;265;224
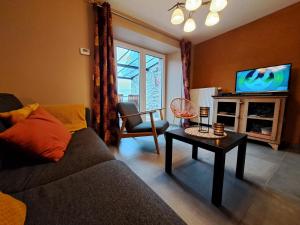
242;98;280;141
213;98;241;132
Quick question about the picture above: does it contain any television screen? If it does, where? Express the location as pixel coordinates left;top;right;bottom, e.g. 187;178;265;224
235;64;291;93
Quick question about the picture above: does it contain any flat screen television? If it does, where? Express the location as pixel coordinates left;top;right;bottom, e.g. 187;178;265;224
235;64;291;94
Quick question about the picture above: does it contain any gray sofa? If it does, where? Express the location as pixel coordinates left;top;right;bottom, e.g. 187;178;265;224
0;94;186;225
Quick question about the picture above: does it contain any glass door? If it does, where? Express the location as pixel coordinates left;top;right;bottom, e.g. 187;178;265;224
116;46;140;109
115;41;165;118
146;54;163;120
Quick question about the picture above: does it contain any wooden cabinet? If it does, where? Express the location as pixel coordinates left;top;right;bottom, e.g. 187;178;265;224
213;95;287;150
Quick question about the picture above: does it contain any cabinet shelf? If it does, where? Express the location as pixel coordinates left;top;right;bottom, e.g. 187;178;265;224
247;131;272;140
217;113;236;118
224;125;235;132
247;115;274;121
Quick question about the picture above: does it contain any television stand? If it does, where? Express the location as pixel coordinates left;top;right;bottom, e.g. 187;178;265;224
213;95;287;150
216;92;289;97
237;92;274;96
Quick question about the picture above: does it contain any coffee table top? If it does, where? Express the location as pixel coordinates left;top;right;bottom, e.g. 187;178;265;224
165;128;247;152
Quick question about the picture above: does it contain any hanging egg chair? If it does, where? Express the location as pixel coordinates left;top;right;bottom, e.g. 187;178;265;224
170;98;198;119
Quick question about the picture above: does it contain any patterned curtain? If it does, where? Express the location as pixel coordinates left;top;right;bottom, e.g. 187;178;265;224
180;39;192;128
93;2;120;145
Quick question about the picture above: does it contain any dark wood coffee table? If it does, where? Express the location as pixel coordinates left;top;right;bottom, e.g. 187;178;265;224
164;128;247;207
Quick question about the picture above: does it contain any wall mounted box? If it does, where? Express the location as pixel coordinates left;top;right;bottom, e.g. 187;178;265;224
80;48;90;56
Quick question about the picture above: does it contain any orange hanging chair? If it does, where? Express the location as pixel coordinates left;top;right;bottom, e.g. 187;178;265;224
170;98;198;119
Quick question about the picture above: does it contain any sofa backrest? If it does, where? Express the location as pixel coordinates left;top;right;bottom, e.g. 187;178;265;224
85;108;91;127
0;93;23;112
0;93;24;169
0;94;93;169
0;93;23;130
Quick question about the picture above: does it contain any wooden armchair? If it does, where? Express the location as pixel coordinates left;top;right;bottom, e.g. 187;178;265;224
117;102;169;154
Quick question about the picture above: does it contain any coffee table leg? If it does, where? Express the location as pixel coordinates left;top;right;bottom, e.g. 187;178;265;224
212;152;225;207
192;145;198;160
165;134;173;174
236;138;247;179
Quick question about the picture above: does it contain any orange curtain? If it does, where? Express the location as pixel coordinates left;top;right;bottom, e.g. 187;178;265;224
92;2;120;145
180;39;192;127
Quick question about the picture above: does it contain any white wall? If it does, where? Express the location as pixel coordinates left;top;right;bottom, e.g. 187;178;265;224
165;51;183;125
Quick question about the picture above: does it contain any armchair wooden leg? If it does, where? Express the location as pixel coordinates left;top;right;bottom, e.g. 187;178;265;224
153;133;160;154
150;112;160;154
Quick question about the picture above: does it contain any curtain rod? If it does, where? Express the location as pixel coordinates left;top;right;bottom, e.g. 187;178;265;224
89;1;180;42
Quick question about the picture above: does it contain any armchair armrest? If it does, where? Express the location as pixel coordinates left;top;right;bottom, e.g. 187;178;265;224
149;108;166;120
119;110;156;119
153;108;166;111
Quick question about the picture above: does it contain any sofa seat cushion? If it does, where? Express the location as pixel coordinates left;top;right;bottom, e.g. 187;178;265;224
13;160;186;225
0;128;115;193
131;120;169;134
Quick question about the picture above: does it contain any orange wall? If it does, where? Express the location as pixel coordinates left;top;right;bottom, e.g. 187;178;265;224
0;0;94;106
192;3;300;145
0;0;178;108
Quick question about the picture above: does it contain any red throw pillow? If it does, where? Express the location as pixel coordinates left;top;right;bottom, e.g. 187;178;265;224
0;107;71;162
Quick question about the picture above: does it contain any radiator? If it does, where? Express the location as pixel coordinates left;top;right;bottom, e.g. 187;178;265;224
190;87;218;125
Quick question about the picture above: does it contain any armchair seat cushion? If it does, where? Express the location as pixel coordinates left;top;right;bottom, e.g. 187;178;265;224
131;120;169;134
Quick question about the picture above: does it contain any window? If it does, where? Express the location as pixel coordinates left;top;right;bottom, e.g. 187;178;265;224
115;41;165;120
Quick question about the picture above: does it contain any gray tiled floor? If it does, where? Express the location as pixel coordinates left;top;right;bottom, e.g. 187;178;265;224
111;133;300;225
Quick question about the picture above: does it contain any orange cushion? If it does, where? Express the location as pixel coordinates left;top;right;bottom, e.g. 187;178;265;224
43;104;87;133
0;107;71;162
0;192;26;225
0;103;39;124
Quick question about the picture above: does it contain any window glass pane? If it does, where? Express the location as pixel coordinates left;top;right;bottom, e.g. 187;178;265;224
116;46;140;109
146;54;163;120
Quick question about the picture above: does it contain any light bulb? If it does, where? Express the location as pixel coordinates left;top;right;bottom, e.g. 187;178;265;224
205;11;220;26
171;8;185;25
185;0;202;11
184;18;196;32
210;0;227;12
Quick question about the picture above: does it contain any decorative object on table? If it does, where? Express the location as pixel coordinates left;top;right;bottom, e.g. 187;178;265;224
213;123;225;136
168;0;228;32
199;106;210;133
170;98;198;120
185;126;227;138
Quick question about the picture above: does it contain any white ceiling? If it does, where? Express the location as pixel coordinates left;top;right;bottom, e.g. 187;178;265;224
107;0;300;44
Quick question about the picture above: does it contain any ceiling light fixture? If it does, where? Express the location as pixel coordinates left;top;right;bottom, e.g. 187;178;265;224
185;0;202;11
210;0;227;12
171;5;185;24
168;0;228;32
205;11;220;26
184;17;196;32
